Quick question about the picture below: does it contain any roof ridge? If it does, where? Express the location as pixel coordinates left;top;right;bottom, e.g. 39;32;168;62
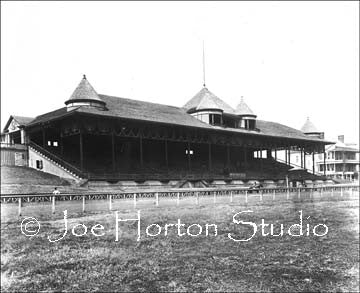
98;94;183;111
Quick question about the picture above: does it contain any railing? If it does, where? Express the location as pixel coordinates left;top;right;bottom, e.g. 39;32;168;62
0;142;28;150
2;184;358;202
2;185;358;217
28;141;87;179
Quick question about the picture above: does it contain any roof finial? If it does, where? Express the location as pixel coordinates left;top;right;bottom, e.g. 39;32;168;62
83;74;87;80
202;40;206;88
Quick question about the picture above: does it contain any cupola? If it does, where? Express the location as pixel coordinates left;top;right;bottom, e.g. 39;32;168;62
300;117;324;139
235;97;257;130
65;75;107;111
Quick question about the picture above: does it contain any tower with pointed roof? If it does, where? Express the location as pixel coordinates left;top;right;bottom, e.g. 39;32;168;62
235;97;257;130
183;87;229;126
65;75;107;111
300;117;324;139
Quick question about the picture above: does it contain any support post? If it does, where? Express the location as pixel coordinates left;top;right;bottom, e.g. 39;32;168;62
230;191;233;203
300;148;303;168
60;134;64;156
244;147;248;167
133;193;137;208
52;195;56;214
187;141;191;171
227;144;230;168
288;147;291;166
303;150;306;170
18;197;22;217
177;192;180;206
213;192;216;204
155;192;159;206
273;190;276;200
260;190;263;201
111;133;116;172
340;187;343;197
79;131;84;170
165;140;168;169
312;152;315;174
323;146;326;176
208;143;212;171
82;195;85;213
109;194;112;211
139;136;143;168
42;129;46;148
245;190;248;203
267;149;272;159
274;149;277;160
196;192;199;205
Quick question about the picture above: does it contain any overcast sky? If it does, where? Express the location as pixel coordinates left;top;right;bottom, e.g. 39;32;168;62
1;1;359;143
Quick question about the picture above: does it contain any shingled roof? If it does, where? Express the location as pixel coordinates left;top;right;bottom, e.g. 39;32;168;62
235;97;256;116
183;87;234;114
301;117;320;133
27;93;330;143
65;75;105;106
3;115;34;132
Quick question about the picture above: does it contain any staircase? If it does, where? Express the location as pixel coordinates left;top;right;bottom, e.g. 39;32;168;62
28;141;88;182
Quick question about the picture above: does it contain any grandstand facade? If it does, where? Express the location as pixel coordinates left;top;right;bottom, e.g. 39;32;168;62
1;76;333;187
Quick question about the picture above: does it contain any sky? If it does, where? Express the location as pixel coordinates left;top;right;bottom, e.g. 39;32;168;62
1;1;359;144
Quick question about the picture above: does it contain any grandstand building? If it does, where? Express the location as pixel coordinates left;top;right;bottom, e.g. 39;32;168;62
1;75;333;188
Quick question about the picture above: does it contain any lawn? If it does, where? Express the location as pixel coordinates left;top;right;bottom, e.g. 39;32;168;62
1;197;359;292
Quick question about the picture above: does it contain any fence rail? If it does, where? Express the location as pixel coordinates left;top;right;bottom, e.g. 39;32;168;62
1;185;358;217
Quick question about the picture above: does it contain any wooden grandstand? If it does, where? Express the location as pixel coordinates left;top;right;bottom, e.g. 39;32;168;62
1;75;332;188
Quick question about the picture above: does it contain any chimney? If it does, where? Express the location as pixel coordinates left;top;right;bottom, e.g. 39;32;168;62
338;135;344;143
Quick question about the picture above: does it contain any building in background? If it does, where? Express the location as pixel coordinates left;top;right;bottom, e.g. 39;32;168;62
317;135;359;181
275;117;359;182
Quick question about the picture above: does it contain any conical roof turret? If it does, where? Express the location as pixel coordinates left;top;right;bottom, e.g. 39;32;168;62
235;97;256;117
301;117;319;133
65;75;106;109
183;87;234;114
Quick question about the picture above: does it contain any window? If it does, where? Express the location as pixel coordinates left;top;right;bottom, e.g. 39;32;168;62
36;160;43;169
53;141;58;147
185;149;194;155
47;141;51;146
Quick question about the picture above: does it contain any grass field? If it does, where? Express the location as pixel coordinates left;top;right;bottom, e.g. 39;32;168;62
1;195;359;292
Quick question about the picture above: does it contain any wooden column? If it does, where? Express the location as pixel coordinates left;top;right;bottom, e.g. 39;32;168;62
260;148;263;174
274;149;277;160
208;143;212;171
111;133;115;172
226;144;230;167
285;149;288;164
288;148;291;165
165;140;168;169
244;147;247;167
312;152;315;174
267;149;272;159
323;146;326;176
187;141;191;171
42;129;46;148
300;148;303;168
60;134;64;156
79;131;83;170
303;150;306;170
139;136;143;167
